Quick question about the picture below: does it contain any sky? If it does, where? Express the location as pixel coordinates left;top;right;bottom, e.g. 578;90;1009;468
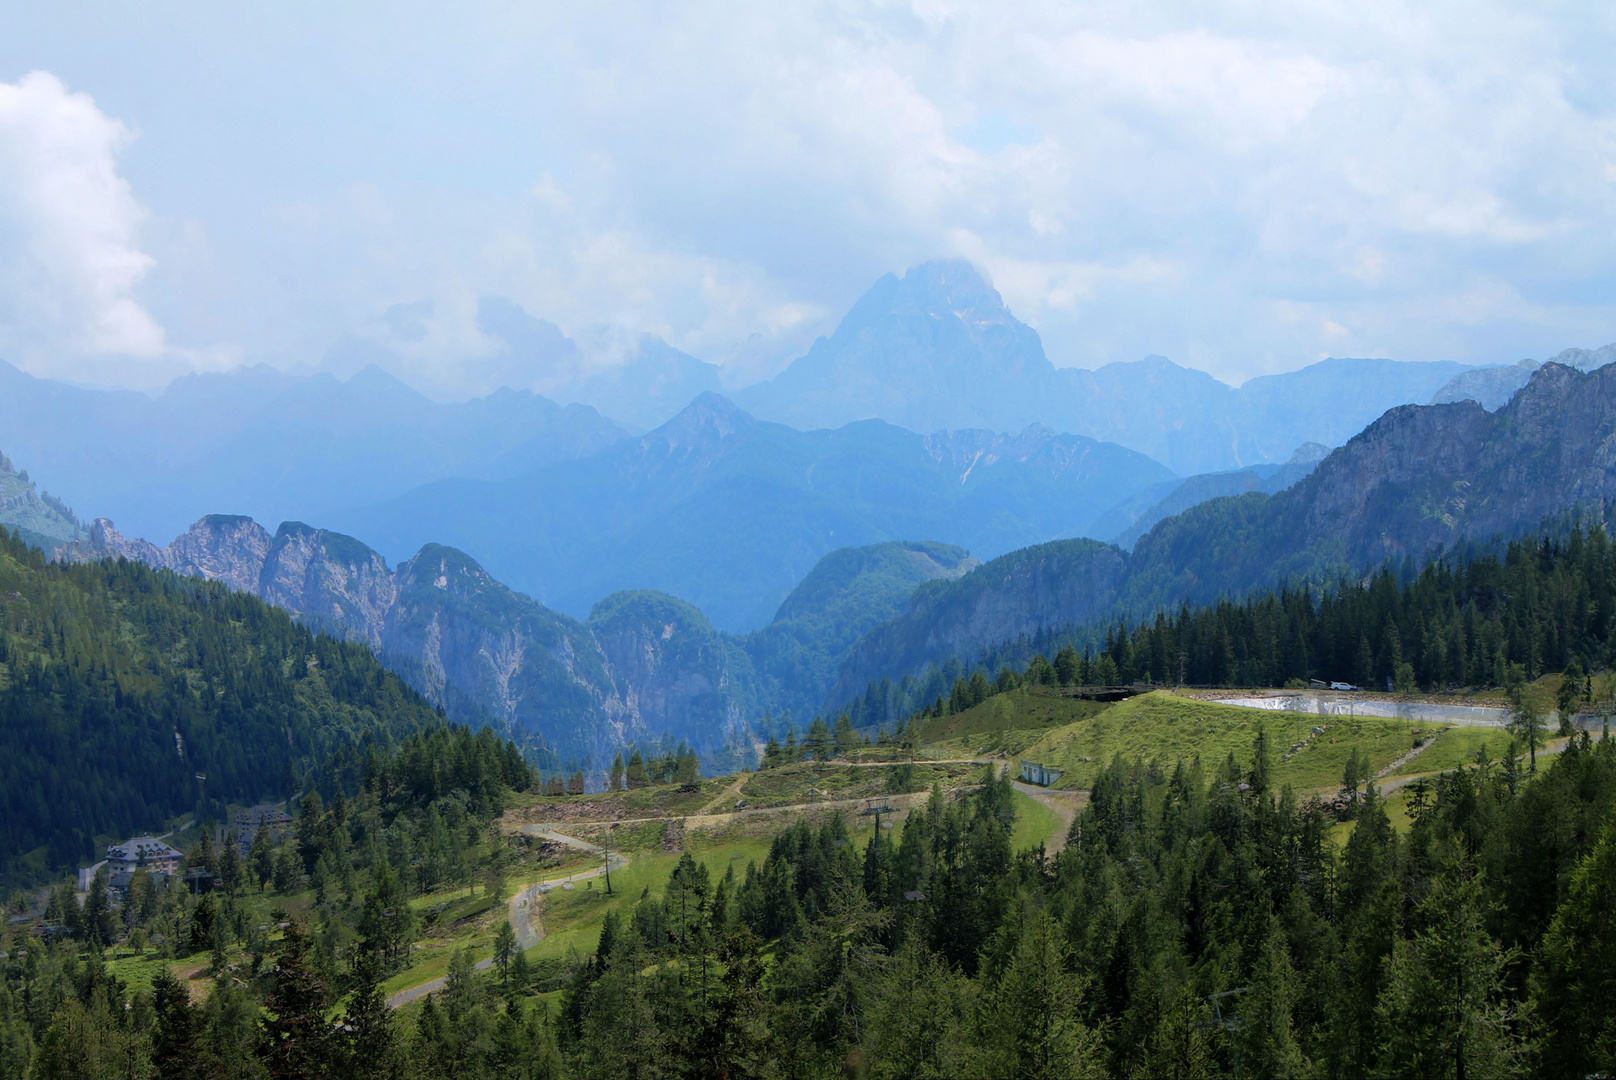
0;1;1614;394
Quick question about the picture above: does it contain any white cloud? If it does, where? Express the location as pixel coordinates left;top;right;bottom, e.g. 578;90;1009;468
0;71;170;381
5;3;1616;389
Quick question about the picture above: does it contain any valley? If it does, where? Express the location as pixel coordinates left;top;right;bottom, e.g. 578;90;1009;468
4;5;1615;1071
3;268;1616;1079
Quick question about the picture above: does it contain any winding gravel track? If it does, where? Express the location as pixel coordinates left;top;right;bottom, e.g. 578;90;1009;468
386;827;628;1009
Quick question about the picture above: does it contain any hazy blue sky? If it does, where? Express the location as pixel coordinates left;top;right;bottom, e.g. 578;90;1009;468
1;1;1614;393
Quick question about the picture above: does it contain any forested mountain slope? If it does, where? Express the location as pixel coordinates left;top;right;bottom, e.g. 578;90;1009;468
1122;359;1616;612
1089;440;1328;549
833;360;1616;699
0;527;442;881
54;513;968;765
831;539;1128;705
0;451;84;555
745;540;975;722
57;517;728;765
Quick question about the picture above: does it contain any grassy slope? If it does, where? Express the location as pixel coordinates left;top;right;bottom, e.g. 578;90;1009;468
1014;691;1426;793
1391;727;1516;776
922;688;1108;756
1009;790;1065;853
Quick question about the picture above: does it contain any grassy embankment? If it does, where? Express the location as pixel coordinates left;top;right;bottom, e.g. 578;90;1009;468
938;687;1542;799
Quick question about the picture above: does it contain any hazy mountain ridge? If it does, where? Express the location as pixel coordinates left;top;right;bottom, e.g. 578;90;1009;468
1096;441;1330;550
1428;342;1616;410
59;518;666;762
333;393;1174;632
748;540;976;722
831;538;1128;704
0;358;629;542
0;450;84;553
473;297;724;431
738;260;1474;475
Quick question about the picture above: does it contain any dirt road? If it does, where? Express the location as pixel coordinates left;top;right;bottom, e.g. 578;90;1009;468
387;826;630;1009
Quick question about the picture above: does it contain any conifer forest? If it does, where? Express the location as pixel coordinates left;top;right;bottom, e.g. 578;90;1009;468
2;534;1615;1076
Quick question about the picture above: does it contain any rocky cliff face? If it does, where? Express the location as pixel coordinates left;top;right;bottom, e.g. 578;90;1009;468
64;518;174;567
167;516;274;593
259;522;398;650
1124;360;1616;612
56;514;760;764
381;545;643;758
1429;343;1616;411
588;590;759;742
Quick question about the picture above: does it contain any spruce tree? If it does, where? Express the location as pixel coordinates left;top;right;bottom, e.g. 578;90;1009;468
493;921;518;985
625;750;649;789
1375;868;1520;1078
341;951;401;1080
1508;686;1547;773
151;970;206;1080
81;868;116;949
259;920;333;1079
218;831;243;895
1139;983;1216;1080
1529;819;1616;1077
971;905;1103;1078
1236;916;1310;1079
250;828;274;892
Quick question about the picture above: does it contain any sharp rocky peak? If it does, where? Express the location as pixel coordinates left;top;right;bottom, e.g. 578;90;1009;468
643;392;755;449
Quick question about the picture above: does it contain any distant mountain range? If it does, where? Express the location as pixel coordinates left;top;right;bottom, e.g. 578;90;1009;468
0;258;1498;552
8;256;1615;771
473;297;725;432
0;359;628;543
24;358;1616;766
832;359;1616;702
736;260;1475;475
1428;343;1616;410
330;393;1174;632
1088;441;1330;550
